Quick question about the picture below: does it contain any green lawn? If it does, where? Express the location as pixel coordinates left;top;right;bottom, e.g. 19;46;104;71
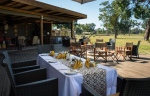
75;34;150;55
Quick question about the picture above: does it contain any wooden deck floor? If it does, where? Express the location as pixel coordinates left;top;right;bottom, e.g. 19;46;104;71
100;55;150;78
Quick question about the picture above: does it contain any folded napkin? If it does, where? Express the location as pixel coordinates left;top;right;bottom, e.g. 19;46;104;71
62;53;66;59
56;53;62;59
72;60;82;69
89;62;96;67
49;50;55;56
85;58;90;68
85;59;96;68
56;53;66;59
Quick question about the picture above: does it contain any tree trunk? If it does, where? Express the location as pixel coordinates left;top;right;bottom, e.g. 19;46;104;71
144;19;150;41
114;28;118;38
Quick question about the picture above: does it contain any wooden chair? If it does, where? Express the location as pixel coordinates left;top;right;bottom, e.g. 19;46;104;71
0;53;58;96
96;39;103;42
6;38;16;50
73;42;87;58
18;36;26;49
116;42;133;60
116;46;126;61
94;42;107;62
18;39;26;49
125;42;133;60
68;42;76;54
83;38;90;45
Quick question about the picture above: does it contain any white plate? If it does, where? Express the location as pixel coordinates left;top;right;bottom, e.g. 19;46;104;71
65;70;77;75
40;53;48;56
47;59;57;63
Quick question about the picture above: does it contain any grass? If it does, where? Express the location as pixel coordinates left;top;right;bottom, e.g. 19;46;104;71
75;34;150;55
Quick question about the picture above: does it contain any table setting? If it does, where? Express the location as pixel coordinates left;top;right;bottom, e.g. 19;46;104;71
37;51;118;96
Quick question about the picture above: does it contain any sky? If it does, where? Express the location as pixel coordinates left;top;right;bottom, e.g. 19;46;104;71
37;0;110;29
37;0;142;29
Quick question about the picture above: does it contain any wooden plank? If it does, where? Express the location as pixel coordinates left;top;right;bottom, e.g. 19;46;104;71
40;15;43;45
0;6;72;22
0;9;71;23
12;0;87;18
71;21;74;38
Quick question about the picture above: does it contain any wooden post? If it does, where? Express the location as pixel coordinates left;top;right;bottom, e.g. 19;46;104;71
71;21;74;38
50;23;52;36
40;15;43;45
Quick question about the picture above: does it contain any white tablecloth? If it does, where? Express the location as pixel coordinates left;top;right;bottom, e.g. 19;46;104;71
37;54;118;96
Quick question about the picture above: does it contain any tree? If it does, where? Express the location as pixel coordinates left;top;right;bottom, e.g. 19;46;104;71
117;0;150;40
99;0;132;38
52;23;71;30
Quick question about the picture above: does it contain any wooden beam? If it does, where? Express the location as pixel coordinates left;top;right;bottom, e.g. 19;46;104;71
0;6;73;22
0;9;40;18
40;15;43;45
50;23;52;36
71;21;74;38
4;1;17;6
12;0;87;18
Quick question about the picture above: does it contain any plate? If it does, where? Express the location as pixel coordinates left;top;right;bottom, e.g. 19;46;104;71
65;70;77;75
47;59;57;63
40;53;48;56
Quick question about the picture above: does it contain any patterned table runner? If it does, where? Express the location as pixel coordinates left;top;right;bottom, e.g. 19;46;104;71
58;59;106;96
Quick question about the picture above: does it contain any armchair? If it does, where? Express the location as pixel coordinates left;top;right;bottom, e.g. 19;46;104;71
96;39;103;42
2;51;40;73
107;38;116;50
132;40;141;58
112;77;150;96
0;53;58;96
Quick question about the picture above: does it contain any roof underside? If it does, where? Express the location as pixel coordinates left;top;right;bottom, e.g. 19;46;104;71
0;0;87;24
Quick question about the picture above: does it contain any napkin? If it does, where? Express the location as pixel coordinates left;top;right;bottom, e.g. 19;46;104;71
89;62;96;67
49;50;55;56
62;53;66;59
56;53;66;59
85;58;90;68
72;60;82;69
56;53;62;59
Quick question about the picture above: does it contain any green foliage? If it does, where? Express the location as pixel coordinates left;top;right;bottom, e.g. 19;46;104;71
52;23;71;29
75;23;96;34
99;0;133;37
141;18;149;29
119;0;150;19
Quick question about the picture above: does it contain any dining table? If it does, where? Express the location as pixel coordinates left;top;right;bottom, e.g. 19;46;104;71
37;53;118;96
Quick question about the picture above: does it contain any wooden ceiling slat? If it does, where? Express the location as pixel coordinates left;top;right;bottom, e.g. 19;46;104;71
39;10;51;13
0;0;10;5
12;0;87;18
27;7;41;11
33;9;46;12
4;1;17;6
20;5;36;10
0;7;72;22
16;4;28;9
11;3;23;8
0;0;87;24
